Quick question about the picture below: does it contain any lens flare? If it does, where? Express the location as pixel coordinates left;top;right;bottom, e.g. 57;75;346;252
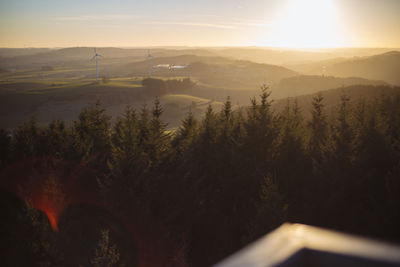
0;157;186;267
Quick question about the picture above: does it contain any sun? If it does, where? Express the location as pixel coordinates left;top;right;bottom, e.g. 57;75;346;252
267;0;345;48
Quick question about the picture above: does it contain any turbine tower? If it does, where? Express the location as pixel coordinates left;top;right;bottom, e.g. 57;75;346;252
91;48;103;82
147;49;153;78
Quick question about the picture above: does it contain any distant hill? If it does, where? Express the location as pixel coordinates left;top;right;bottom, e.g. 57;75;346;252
0;47;136;69
273;84;400;118
288;51;400;85
38;47;217;61
212;47;398;65
213;47;332;65
0;48;52;58
324;51;400;85
0;47;217;70
272;75;387;99
123;54;233;72
2;46;398;70
285;57;348;74
123;55;297;88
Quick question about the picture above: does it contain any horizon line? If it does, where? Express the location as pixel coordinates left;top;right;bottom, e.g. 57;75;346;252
1;45;400;50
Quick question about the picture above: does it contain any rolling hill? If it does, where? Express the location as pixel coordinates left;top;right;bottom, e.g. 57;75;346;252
271;75;387;99
2;47;400;130
122;55;298;88
323;51;400;85
0;48;298;90
0;78;230;129
0;48;52;58
273;84;400;118
0;47;218;70
287;51;400;85
212;47;398;65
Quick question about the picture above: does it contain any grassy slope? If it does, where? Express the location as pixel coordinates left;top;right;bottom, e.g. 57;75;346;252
271;75;387;99
285;51;400;86
0;78;144;128
0;62;267;129
0;75;234;129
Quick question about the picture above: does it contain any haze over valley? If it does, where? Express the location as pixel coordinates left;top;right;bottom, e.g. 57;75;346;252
1;46;399;129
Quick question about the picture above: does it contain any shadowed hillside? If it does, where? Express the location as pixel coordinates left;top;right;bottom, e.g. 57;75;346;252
324;51;400;85
273;84;400;118
272;75;387;99
288;51;400;85
0;47;217;70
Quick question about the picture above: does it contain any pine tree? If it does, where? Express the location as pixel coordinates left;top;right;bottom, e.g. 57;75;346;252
221;96;232;123
246;176;287;243
12;117;41;160
218;96;235;153
308;93;328;165
274;100;310;219
199;104;218;148
73;100;112;170
137;104;150;150
0;128;11;170
243;85;277;174
147;98;170;167
353;100;396;221
172;110;198;156
331;94;353;165
90;229;123;267
42;119;70;158
109;107;139;181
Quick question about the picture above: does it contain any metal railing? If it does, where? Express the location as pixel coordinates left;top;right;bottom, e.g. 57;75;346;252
214;223;400;267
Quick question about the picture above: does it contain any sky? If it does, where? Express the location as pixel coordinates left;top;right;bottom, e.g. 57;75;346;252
0;0;399;48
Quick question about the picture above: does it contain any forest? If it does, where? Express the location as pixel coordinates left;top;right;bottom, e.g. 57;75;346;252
1;86;400;267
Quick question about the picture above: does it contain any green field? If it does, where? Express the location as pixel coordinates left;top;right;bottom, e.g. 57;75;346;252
0;73;237;129
0;61;260;129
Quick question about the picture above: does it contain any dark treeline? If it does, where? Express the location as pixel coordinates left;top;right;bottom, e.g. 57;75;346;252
142;78;196;97
1;86;400;266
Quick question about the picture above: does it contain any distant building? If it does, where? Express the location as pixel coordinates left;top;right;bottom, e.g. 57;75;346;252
154;64;188;70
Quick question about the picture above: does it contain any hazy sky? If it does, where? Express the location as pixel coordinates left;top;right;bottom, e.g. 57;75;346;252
0;0;399;48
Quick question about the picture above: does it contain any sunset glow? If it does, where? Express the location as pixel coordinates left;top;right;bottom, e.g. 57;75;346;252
267;0;345;48
0;0;399;48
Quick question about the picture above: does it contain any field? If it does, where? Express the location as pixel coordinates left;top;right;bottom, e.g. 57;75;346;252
1;47;399;129
0;65;245;129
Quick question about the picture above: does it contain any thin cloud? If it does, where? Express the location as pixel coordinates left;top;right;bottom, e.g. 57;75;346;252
149;21;237;29
53;14;139;21
52;15;270;29
150;19;271;29
231;18;272;28
233;22;271;27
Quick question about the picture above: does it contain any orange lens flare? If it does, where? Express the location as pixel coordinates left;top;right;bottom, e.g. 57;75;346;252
1;157;186;267
40;205;59;231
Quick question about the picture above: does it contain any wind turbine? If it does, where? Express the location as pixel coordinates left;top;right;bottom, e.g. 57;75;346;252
147;49;153;78
91;48;103;82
